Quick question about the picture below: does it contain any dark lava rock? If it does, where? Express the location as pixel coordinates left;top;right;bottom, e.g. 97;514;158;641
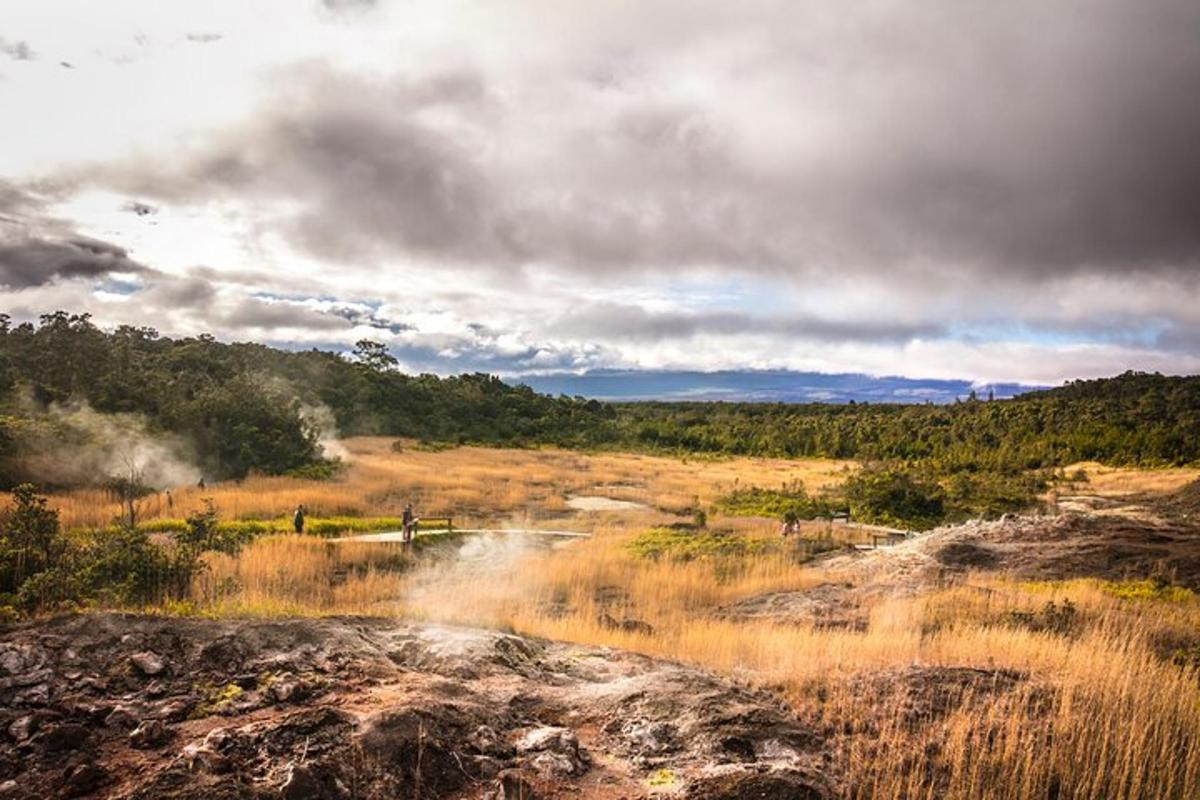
685;769;829;799
488;769;540;800
934;540;999;569
40;723;89;753
280;763;323;800
61;763;107;797
0;614;838;799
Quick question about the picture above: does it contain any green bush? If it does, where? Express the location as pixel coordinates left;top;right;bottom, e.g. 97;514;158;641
1;486;235;614
844;465;945;530
0;483;68;598
943;470;1047;519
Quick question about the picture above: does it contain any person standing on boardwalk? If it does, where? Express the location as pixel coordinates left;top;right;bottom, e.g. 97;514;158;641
402;502;415;544
293;504;306;534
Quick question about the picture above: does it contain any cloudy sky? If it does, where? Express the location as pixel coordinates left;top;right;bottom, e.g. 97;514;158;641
2;0;1200;385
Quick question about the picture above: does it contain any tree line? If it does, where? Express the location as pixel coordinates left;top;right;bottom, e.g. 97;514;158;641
613;371;1200;469
1;312;1197;492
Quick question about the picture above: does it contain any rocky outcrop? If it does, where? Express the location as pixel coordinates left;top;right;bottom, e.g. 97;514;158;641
0;614;835;799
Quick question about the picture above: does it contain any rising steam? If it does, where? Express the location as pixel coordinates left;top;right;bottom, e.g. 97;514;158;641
15;399;201;489
300;402;351;461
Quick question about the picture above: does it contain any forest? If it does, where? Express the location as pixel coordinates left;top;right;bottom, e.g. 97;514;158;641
1;312;1198;492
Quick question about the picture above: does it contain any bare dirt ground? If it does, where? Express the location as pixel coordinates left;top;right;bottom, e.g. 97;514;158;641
0;614;834;800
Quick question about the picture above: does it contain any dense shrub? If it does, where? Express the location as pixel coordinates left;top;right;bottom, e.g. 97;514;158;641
844;465;946;530
0;486;240;616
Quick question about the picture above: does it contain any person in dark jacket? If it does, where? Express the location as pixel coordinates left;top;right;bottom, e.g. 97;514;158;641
293;504;306;534
402;503;415;544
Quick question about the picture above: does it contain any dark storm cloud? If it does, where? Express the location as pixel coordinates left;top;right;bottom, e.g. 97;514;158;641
321;304;414;333
553;303;942;344
81;0;1200;287
0;235;152;289
0;180;156;289
98;68;499;264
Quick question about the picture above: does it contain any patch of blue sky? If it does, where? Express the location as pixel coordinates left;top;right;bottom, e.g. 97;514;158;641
648;275;790;314
250;290;382;310
946;320;1168;348
95;277;143;295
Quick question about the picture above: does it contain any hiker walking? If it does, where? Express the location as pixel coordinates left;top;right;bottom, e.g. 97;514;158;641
293;504;306;534
402;502;415;544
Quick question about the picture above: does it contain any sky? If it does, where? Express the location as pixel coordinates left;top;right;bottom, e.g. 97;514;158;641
2;0;1200;387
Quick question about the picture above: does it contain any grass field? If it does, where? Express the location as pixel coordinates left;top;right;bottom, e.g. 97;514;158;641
41;436;854;530
19;438;1200;797
180;524;1200;799
1061;461;1200;497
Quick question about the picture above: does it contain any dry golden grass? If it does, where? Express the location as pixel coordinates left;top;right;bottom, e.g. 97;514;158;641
184;524;1200;798
1062;460;1200;497
45;441;1200;797
190;535;412;616
40;436;853;530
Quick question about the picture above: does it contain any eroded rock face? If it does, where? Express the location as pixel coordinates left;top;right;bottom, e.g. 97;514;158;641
0;614;836;799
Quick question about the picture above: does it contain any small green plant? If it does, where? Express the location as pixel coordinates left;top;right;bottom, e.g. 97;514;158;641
189;682;245;718
647;768;677;787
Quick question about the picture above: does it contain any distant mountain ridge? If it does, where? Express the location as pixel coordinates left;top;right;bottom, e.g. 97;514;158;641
513;369;1043;404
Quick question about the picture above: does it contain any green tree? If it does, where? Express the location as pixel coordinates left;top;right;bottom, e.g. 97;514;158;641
845;465;945;530
352;339;398;372
0;483;65;593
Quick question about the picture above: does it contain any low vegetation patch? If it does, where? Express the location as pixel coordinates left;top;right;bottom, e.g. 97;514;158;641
628;527;776;561
714;481;844;520
189;682;244;718
283;459;345;481
109;514;452;539
721;465;1048;532
1100;578;1194;603
1005;599;1080;635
